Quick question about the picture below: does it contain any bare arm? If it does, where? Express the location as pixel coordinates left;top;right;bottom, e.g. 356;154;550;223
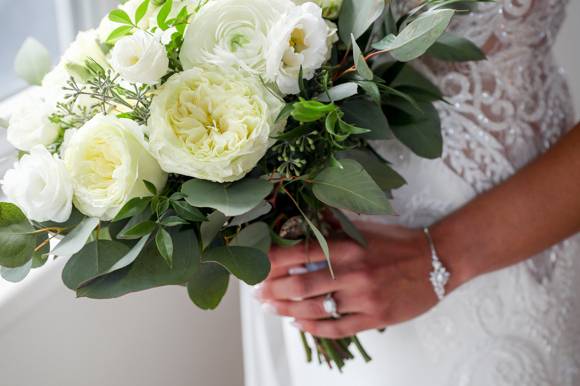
435;121;580;290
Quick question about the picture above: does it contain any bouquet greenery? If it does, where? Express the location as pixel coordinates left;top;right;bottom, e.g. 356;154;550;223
0;0;487;371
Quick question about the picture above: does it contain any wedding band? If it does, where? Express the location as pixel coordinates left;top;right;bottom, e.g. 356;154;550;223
323;293;341;319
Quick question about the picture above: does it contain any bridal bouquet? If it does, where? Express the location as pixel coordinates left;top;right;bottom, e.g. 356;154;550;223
0;0;485;370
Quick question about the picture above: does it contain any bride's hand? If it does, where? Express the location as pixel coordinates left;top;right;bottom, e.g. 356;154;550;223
256;223;467;339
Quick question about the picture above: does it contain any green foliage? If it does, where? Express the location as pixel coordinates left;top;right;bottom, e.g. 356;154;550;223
340;98;392;140
155;228;174;267
202;246;270;286
200;211;227;249
187;263;230;310
1;260;33;283
427;32;486;62
0;203;35;268
51;217;100;258
330;208;367;247
231;222;271;254
338;0;384;43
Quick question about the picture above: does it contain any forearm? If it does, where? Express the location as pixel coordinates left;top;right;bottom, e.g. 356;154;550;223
431;122;580;289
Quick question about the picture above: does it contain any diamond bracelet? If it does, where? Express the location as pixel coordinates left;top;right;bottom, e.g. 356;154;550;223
423;227;451;301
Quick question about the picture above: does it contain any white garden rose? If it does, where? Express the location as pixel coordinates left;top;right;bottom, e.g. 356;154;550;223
294;0;343;19
148;66;285;183
2;146;73;223
63;114;167;221
180;0;294;74
6;93;59;151
111;30;169;84
265;2;331;95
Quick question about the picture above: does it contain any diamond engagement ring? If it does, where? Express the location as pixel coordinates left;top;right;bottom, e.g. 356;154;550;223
423;227;451;301
323;293;341;319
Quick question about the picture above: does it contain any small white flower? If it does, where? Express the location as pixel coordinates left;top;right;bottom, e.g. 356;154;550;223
63;114;167;220
6;93;59;152
294;0;343;19
265;3;331;95
111;30;169;84
2;146;73;223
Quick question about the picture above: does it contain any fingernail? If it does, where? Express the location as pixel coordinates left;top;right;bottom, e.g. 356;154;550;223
262;303;277;315
288;266;308;276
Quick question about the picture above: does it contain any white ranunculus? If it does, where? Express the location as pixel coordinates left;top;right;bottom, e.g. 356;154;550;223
111;31;169;84
180;0;294;74
148;66;285;183
63;114;167;221
294;0;343;19
2;146;73;223
265;3;331;95
6;94;59;151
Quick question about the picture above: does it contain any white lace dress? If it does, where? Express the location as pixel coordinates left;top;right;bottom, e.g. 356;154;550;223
241;1;580;385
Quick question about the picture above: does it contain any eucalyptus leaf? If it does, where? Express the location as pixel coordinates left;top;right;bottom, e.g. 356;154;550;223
317;82;359;103
341;98;392;140
231;222;271;254
201;211;226;249
187;263;230;310
338;150;406;191
182;178;273;217
51;217;100;258
352;35;373;81
372;9;455;62
339;0;384;43
77;228;199;299
203;246;270;286
1;259;33;283
312;159;393;215
330;208;367;247
229;201;272;227
14;38;52;86
0;203;35;268
427;32;486;62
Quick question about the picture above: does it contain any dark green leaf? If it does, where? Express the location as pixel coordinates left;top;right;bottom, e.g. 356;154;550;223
113;197;150;222
231;222;271;254
187;263;230;310
338;150;406;190
351;35;373;81
229;201;272;227
427;32;486;62
156;228;173;267
341;98;392;140
143;180;158;195
171;201;206;222
203;246;270;286
160;216;189;227
117;220;156;240
330;208;367;247
0;203;35;268
200;211;226;249
338;0;384;43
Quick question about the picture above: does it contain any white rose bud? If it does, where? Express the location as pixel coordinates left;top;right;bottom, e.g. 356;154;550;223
265;3;331;95
111;31;169;85
64;114;167;221
2;146;73;223
7;94;59;152
294;0;343;19
148;66;284;183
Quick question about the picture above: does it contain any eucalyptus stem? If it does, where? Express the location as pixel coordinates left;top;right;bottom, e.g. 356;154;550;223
352;335;372;363
300;331;313;363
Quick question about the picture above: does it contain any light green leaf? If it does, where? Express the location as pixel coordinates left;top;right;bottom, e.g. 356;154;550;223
200;211;226;249
105;25;134;45
109;9;133;25
203;246;270;286
157;0;173;29
1;259;33;283
312;159;393;215
51;217;100;258
62;240;131;290
427;32;486;62
156;228;173;267
14;38;52;86
338;150;406;191
229;201;272;227
352;35;373;81
182;179;273;217
338;0;384;43
135;0;150;24
231;222;271;254
0;203;35;268
187;263;230;310
372;9;455;62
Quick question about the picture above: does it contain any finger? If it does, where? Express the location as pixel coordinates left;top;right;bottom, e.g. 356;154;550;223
267;292;364;320
293;315;380;339
260;269;344;301
269;238;360;270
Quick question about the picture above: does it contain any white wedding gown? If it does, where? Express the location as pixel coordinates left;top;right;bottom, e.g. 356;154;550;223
241;1;580;385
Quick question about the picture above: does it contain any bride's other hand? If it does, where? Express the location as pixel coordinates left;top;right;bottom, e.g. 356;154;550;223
255;223;468;339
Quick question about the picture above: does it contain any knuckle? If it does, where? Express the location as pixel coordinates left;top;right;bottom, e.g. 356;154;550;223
289;277;308;297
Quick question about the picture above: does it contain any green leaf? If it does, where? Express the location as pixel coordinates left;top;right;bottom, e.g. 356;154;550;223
14;38;52;86
160;216;189;227
291;99;337;123
105;25;134;45
77;228;199;299
62;240;131;290
200;211;226;249
391;65;443;102
340;98;392;140
338;0;384;43
330;208;367;247
156;228;173;267
351;35;373;80
1;259;33;283
182;178;274;217
385;100;443;159
312;159;393;215
117;220;156;240
143;180;158;195
229;201;272;227
171;201;206;222
52;217;100;258
135;0;150;24
187;263;230;310
231;222;271;254
109;9;134;25
338;150;406;191
203;246;270;286
0;203;35;268
427;32;486;62
157;0;173;29
372;9;455;62
113;197;150;222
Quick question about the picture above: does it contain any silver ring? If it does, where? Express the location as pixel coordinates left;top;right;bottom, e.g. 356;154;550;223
323;293;341;319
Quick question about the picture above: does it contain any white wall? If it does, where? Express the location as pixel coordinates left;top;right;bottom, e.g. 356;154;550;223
555;0;580;120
